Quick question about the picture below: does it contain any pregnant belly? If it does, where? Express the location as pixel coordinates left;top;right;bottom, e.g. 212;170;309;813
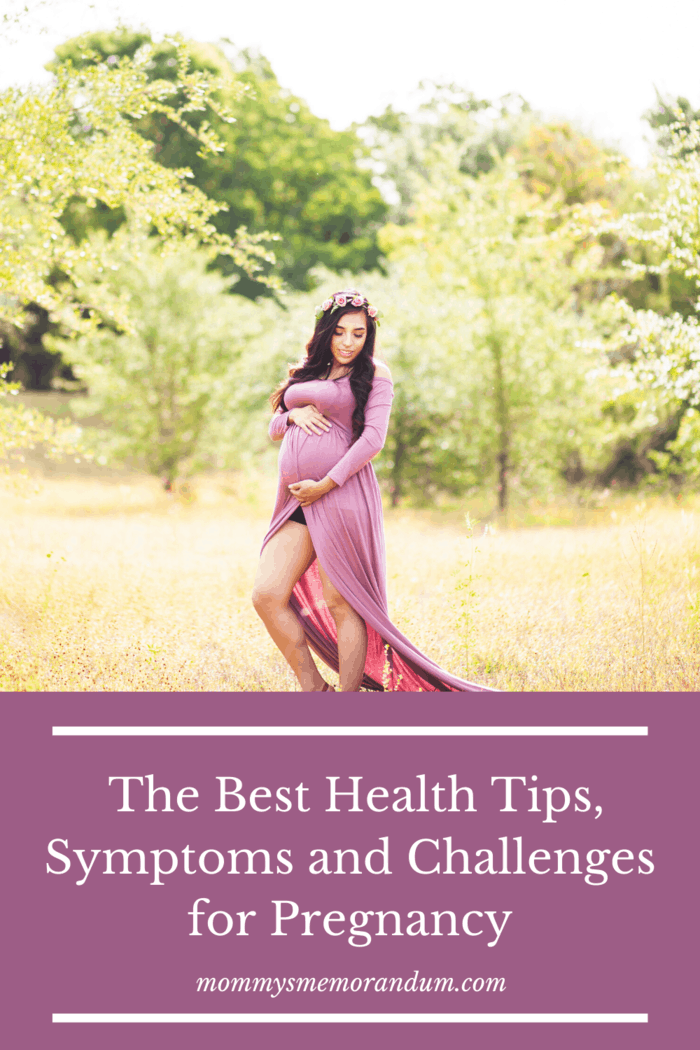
279;428;350;485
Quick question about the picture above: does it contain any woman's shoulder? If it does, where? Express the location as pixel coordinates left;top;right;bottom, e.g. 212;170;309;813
372;360;392;381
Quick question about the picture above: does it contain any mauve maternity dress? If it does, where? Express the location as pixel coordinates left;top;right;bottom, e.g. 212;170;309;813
261;373;491;692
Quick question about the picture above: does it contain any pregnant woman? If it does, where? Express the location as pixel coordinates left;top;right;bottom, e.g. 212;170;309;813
253;290;491;692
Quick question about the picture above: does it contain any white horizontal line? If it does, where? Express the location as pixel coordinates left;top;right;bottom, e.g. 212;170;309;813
51;726;648;737
52;1013;648;1024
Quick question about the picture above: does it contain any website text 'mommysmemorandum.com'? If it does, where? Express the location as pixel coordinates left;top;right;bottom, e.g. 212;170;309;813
196;973;506;998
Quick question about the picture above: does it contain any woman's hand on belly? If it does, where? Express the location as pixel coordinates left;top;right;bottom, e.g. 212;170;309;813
288;405;332;435
289;476;338;507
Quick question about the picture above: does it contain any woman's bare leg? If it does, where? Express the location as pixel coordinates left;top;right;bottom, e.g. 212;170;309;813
252;522;327;691
317;562;368;692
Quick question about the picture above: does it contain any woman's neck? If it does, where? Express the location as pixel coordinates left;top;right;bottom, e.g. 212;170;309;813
326;364;351;381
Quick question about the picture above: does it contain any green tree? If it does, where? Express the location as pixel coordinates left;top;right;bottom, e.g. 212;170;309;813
510;121;625;207
0;36;278;467
48;233;275;488
50;28;388;295
645;90;700;153
358;84;530;225
379;149;613;511
604;120;700;485
0;36;273;334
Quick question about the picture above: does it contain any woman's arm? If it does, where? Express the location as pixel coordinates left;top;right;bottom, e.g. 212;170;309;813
269;410;291;442
269;405;332;442
326;369;394;488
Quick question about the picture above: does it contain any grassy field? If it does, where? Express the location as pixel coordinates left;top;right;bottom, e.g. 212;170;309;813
0;472;698;691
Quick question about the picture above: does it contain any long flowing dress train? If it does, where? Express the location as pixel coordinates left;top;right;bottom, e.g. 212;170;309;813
261;373;493;692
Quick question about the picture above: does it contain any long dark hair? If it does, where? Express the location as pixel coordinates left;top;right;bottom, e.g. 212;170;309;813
270;295;377;444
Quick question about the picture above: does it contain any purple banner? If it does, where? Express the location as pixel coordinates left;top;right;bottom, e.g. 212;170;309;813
2;694;697;1049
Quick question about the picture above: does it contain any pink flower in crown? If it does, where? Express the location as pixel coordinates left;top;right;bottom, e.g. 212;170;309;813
335;294;347;307
322;298;333;311
351;295;364;307
367;305;378;318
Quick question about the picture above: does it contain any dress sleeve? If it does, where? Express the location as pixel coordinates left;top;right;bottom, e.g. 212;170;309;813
269;409;291;442
326;378;394;488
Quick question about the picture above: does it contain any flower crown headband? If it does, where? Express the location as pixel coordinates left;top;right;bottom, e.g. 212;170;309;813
314;290;381;326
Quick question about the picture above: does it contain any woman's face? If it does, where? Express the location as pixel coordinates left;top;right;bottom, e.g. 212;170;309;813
330;310;367;368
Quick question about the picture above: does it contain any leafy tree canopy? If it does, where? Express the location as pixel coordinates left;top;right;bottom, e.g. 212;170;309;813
1;36;274;333
378;148;615;509
645;89;700;152
510;121;627;207
49;27;388;295
605;120;700;485
357;83;531;224
48;231;277;487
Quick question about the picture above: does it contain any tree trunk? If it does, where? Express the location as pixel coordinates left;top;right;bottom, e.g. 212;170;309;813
490;333;509;516
497;444;508;513
390;435;405;508
389;391;407;508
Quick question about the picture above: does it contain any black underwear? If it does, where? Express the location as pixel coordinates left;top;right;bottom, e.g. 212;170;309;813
288;504;307;526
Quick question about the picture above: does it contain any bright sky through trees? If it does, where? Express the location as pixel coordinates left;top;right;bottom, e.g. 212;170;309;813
2;0;699;166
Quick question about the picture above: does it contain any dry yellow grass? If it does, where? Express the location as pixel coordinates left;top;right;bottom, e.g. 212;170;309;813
1;474;698;691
